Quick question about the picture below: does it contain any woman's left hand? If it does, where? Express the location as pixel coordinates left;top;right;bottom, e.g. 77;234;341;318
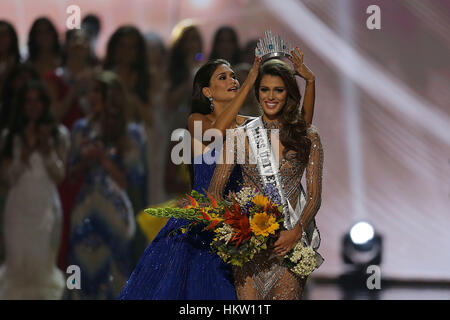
273;227;302;257
289;47;315;81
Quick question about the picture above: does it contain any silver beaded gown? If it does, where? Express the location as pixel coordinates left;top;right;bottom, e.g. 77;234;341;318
208;118;323;300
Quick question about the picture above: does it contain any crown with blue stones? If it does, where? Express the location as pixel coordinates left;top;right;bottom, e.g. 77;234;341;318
255;30;293;61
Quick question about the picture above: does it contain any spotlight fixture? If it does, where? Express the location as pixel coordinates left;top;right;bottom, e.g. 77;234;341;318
342;221;382;269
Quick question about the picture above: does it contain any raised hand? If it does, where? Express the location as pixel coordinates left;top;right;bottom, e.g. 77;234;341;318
248;56;262;82
288;47;315;81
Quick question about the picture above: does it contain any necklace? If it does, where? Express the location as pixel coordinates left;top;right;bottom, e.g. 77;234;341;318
262;117;282;130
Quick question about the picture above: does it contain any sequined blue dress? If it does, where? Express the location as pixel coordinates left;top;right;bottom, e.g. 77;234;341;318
119;149;242;300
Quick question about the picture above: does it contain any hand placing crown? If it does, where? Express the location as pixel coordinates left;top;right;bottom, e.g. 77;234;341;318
255;30;315;82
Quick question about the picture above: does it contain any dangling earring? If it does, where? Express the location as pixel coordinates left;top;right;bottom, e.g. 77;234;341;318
209;97;214;113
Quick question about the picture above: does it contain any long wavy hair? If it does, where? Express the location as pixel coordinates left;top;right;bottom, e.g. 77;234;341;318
1;80;58;159
0;20;21;64
103;25;150;103
27;17;61;62
168;22;203;90
190;58;231;115
254;59;311;163
96;71;129;150
0;64;40;130
209;26;241;66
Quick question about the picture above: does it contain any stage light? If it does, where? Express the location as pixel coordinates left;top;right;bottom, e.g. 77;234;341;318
340;221;383;299
342;221;382;268
350;222;374;245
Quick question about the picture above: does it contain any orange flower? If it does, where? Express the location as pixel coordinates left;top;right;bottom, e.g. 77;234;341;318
185;194;199;208
224;204;251;247
204;190;218;208
199;208;221;231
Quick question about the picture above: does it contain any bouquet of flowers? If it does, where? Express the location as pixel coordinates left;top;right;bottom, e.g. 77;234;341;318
145;185;320;278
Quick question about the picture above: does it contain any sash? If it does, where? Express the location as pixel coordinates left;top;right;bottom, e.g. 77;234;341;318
245;117;307;230
244;117;322;266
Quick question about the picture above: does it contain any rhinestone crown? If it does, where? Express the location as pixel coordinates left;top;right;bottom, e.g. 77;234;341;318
255;30;293;61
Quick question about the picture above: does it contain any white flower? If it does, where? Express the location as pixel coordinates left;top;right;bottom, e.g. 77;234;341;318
285;241;318;278
215;224;234;244
235;187;257;207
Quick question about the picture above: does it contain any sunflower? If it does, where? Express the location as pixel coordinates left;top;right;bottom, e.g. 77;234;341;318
250;212;279;237
252;194;271;208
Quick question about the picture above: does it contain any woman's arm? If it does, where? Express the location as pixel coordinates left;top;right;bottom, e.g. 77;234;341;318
273;126;323;257
289;47;315;126
297;125;323;231
129;93;153;125
40;125;70;184
100;150;128;189
207;133;238;200
0;132;21;188
301;80;315;126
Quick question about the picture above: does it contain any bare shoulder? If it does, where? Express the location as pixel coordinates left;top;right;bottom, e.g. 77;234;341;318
188;113;209;123
187;113;212;131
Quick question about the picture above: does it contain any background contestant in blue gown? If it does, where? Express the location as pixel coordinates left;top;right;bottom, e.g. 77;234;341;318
119;57;261;299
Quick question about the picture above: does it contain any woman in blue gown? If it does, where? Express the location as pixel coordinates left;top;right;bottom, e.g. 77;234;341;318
119;57;262;299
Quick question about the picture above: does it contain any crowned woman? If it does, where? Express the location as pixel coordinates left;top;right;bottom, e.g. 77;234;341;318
209;31;324;300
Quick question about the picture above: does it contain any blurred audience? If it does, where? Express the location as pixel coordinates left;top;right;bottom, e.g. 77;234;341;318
46;29;97;130
1;64;40;132
51;28;100;270
234;62;260;117
0;80;69;299
240;38;258;65
165;20;203;196
0;20;21;105
26;17;62;78
0;15;261;300
65;71;145;299
144;32;170;204
104;26;151;126
81;14;101;59
209;26;241;66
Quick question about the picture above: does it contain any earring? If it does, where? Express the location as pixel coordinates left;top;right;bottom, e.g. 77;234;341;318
209;96;214;113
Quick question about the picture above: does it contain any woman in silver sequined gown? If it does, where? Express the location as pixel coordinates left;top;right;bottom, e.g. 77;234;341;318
209;56;323;300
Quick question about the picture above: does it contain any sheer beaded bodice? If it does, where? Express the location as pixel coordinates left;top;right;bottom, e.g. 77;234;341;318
208;118;324;300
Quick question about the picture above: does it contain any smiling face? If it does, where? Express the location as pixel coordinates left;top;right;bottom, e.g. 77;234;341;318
258;74;287;120
202;64;240;103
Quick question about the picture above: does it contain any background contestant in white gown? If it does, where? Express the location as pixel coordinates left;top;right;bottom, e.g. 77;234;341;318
0;81;69;299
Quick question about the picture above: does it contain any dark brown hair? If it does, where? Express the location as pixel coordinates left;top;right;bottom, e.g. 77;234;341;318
254;59;311;163
104;25;150;104
191;58;231;115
